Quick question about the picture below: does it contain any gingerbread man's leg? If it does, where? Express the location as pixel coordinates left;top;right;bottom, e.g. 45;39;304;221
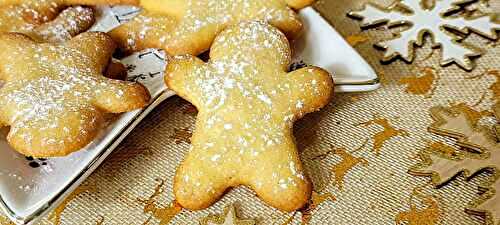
165;55;208;108
108;11;177;53
65;32;117;73
242;137;312;211
173;148;235;209
174;126;312;211
6;104;104;157
260;7;303;40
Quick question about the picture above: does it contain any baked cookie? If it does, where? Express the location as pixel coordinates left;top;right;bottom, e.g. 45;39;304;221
0;1;93;42
165;21;333;211
109;0;315;55
0;0;138;42
0;32;150;157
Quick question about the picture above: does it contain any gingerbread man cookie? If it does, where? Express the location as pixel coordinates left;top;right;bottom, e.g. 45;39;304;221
0;0;138;42
0;32;150;157
0;1;91;42
109;0;315;55
166;21;333;211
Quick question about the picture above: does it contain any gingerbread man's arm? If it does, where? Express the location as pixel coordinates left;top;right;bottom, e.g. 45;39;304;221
65;32;117;74
285;66;334;117
165;55;207;108
31;6;95;43
66;33;150;112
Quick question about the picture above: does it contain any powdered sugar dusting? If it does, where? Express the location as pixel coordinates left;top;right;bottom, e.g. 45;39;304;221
32;6;94;43
170;22;333;201
111;0;302;54
0;33;147;156
0;0;95;43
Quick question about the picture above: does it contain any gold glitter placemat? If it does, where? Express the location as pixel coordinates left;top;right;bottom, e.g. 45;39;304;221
2;0;499;224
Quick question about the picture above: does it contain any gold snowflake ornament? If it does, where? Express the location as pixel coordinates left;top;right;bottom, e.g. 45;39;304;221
349;0;500;70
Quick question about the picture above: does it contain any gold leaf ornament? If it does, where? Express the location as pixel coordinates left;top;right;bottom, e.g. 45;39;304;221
410;106;500;224
348;0;500;70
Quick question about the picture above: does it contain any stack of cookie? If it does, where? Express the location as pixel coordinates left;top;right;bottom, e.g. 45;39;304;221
0;0;334;212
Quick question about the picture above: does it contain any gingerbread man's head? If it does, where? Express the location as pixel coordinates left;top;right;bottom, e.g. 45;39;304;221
166;21;333;211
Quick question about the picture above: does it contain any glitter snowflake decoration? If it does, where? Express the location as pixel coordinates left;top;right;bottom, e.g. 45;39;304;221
349;0;500;70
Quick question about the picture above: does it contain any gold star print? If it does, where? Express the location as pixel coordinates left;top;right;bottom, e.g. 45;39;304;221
199;204;256;225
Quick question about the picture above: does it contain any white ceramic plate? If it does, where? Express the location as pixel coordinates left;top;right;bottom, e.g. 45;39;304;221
0;6;379;225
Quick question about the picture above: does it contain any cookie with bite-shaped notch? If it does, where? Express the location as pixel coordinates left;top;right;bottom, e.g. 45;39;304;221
0;32;150;157
165;21;333;211
109;0;315;55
